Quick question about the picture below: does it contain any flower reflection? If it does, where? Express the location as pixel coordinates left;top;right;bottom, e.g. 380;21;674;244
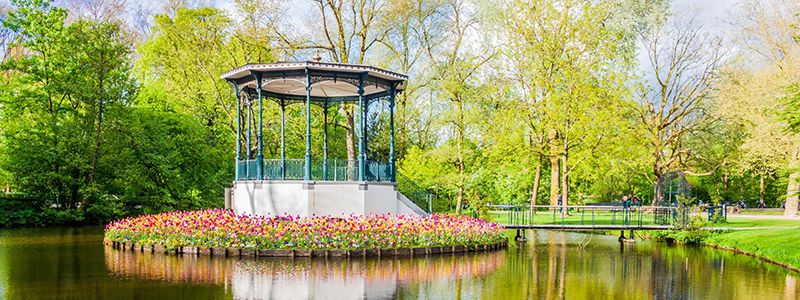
104;245;505;298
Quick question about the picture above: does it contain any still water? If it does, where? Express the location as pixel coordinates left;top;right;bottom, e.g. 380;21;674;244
0;227;797;299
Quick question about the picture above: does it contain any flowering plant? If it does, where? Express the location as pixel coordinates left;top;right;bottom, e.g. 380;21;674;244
105;209;506;250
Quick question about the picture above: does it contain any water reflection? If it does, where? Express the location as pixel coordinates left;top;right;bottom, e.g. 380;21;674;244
104;246;505;299
0;227;798;299
494;231;800;300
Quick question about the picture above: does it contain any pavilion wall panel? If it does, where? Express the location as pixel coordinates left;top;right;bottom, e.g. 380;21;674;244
363;184;398;215
233;181;311;217
310;183;365;216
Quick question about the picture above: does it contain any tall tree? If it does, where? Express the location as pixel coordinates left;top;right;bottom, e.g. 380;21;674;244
306;0;389;164
137;7;275;149
730;0;800;216
494;0;641;207
428;0;491;214
2;0;135;212
377;0;446;154
636;11;722;203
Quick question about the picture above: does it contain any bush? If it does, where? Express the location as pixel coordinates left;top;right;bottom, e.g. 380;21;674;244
650;215;713;245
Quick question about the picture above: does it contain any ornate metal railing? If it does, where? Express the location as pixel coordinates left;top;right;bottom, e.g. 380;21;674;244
237;159;393;182
366;160;392;182
397;171;434;213
236;160;437;213
237;159;260;180
488;204;690;228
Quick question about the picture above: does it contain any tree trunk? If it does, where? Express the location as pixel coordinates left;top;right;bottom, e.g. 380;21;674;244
549;129;560;206
785;172;799;217
89;73;105;184
561;133;569;210
455;97;465;215
342;105;356;163
652;160;663;205
723;171;730;202
561;154;569;212
456;163;464;214
759;173;765;205
652;177;660;207
531;157;542;213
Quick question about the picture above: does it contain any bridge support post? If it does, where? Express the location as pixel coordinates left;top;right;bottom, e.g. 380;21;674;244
515;229;527;242
619;230;636;243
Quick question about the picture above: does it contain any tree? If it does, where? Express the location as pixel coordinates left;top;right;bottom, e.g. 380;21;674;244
1;0;230;225
306;0;389;164
722;0;800;216
493;0;642;208
1;0;134;215
63;0;126;22
377;0;446;155
427;0;492;214
636;10;722;203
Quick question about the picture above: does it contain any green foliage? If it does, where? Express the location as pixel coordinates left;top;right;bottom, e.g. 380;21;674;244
783;83;800;133
0;1;235;226
0;0;798;225
704;217;800;270
650;216;712;245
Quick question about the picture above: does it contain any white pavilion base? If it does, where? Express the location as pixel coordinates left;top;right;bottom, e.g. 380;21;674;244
230;181;426;217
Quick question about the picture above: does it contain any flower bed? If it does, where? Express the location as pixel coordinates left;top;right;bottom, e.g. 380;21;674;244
104;209;506;253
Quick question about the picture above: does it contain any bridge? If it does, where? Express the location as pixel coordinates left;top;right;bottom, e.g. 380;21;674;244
488;204;696;240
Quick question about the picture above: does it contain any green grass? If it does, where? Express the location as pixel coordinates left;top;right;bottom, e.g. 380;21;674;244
700;216;800;270
737;209;787;215
715;216;800;228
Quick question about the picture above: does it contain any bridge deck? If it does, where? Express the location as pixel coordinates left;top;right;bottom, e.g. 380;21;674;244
503;224;674;230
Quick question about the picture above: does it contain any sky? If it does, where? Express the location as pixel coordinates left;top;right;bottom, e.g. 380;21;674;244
0;0;765;69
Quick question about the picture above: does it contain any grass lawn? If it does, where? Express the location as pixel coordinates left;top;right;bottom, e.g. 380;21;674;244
717;216;800;228
703;216;800;270
705;230;800;270
737;209;787;215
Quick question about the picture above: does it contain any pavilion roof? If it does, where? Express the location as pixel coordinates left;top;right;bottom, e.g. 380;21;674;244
221;61;407;101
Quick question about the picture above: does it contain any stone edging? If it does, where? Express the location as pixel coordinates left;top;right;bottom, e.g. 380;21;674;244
103;238;508;258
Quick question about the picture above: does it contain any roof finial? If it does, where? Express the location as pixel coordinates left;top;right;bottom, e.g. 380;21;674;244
312;50;322;63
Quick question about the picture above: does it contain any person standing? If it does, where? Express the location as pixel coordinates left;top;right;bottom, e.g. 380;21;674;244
557;195;563;213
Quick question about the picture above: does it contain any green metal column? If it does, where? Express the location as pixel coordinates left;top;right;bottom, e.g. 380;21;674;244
389;84;396;182
323;100;328;180
304;68;312;181
255;72;264;180
246;96;251;160
364;97;369;164
234;83;241;181
358;73;366;181
280;99;286;180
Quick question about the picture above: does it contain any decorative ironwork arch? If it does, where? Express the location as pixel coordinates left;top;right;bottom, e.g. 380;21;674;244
655;170;692;207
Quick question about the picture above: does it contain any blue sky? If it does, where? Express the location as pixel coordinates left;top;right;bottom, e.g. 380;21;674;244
0;0;758;69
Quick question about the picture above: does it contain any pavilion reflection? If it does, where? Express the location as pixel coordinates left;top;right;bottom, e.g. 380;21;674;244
104;246;505;299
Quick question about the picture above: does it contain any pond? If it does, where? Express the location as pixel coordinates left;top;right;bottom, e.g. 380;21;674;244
0;227;796;299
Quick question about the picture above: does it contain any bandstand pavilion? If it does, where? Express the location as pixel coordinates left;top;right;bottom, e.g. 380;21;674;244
221;61;426;217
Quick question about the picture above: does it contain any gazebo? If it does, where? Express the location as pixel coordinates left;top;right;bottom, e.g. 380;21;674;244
221;61;426;217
